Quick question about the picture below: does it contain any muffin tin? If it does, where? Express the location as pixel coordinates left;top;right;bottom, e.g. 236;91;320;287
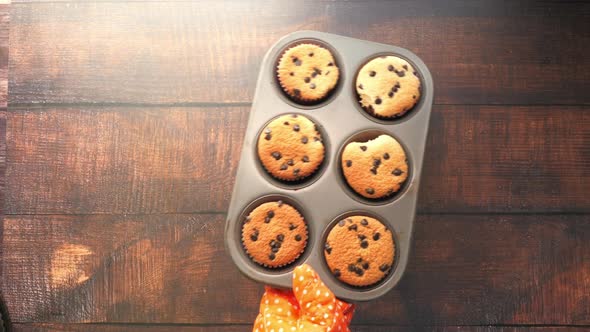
225;30;433;301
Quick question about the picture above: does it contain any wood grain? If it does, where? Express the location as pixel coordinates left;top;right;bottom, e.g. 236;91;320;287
3;214;589;325
6;105;590;215
8;1;590;105
11;323;587;332
0;4;10;309
0;4;7;109
5;1;590;329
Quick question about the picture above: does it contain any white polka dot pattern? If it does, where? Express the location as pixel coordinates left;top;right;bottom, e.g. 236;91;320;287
252;264;354;331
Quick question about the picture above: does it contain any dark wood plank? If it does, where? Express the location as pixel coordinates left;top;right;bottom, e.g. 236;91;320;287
6;107;249;214
0;3;10;298
0;4;8;109
8;1;590;105
11;323;587;332
6;105;590;215
3;214;589;325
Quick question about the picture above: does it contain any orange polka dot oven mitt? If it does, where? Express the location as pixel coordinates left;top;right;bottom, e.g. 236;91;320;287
253;264;355;332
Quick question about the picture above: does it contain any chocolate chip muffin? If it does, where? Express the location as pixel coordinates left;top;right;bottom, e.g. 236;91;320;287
324;216;395;287
258;114;325;181
356;55;421;118
341;134;408;199
242;201;308;268
277;43;340;103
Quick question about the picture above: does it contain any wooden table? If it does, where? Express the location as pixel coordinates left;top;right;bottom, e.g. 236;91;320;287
2;1;590;331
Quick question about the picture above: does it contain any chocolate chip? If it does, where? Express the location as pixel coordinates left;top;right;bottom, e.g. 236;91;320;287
358;84;364;90
369;70;376;77
295;59;302;66
346;160;352;167
325;243;332;254
361;219;368;226
325;71;330;75
295;234;302;241
413;71;417;76
348;264;356;272
277;200;283;207
333;269;341;277
277;234;284;242
269;253;276;260
310;83;316;89
292;57;298;63
287;159;294;166
270;239;277;247
271;246;280;253
395;82;401;88
357;258;363;263
360;146;367;151
338;220;346;227
328;62;334;66
284;121;289;125
301;156;309;163
314;67;322;75
362;262;370;270
271;151;282;160
290;72;294;76
366;188;375;195
289;223;298;231
392;168;403;176
360;241;369;249
311;72;317;78
355;267;364;276
293;124;300;132
250;234;258;241
396;70;405;77
265;133;272;141
293;168;300;176
371;159;381;175
383;153;390;160
373;233;381;241
348;224;358;231
388;65;394;72
412;95;416;99
304;77;311;83
379;264;390;272
280;163;288;171
309;52;314;57
375;98;382;105
293;89;301;96
388;91;394;98
301;136;308;144
358;234;366;241
265;211;274;223
402;64;408;70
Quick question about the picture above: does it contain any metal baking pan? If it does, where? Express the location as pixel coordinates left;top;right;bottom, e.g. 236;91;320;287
225;30;433;301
